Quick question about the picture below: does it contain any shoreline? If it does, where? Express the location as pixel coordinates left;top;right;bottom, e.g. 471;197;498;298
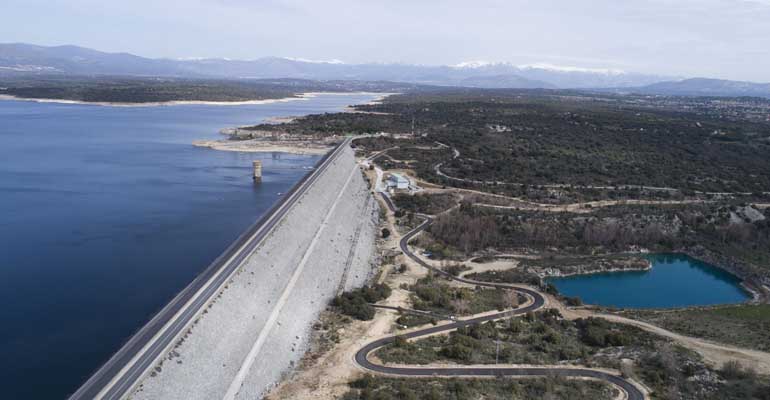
539;259;653;279
0;91;393;108
681;248;767;303
541;250;763;304
194;92;393;155
192;139;332;155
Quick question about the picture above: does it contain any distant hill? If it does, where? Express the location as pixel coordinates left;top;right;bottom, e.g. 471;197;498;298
0;43;669;89
5;43;768;97
458;74;554;89
630;78;770;98
455;62;668;89
0;43;180;76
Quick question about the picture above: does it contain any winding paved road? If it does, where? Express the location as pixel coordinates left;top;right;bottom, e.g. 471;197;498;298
354;216;646;400
378;192;396;213
70;138;353;400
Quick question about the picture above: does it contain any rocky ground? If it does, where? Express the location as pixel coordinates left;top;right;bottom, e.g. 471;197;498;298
130;147;379;400
193;127;340;155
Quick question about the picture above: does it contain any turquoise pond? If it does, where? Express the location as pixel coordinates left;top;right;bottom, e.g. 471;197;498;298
547;254;750;309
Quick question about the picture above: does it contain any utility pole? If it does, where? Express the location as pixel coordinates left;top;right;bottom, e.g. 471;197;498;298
411;116;415;136
495;340;500;364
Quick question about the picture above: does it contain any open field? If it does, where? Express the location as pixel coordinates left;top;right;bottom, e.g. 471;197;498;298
620;305;770;352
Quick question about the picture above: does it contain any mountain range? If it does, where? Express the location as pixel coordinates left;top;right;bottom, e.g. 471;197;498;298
2;43;769;97
616;78;770;98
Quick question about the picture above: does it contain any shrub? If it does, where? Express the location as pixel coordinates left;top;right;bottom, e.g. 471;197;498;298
564;296;583;306
333;284;392;320
350;374;376;389
575;318;628;347
444;263;470;276
720;360;756;380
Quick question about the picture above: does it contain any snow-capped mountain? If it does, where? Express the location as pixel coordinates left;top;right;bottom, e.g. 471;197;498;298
448;60;667;88
5;43;767;96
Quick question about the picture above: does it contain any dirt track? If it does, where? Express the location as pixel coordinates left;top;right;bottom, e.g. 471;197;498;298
549;297;770;375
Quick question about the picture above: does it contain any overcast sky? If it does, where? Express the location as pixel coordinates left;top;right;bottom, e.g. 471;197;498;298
2;0;769;81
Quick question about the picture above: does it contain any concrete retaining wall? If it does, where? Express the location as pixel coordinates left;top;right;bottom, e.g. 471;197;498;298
130;146;378;400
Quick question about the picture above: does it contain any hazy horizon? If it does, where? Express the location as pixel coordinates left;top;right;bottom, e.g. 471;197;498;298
2;0;770;82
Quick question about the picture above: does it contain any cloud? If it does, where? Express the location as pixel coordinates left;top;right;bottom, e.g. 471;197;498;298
1;0;769;81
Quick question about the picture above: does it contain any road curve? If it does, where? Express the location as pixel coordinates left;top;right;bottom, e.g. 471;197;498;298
70;138;353;400
353;216;645;400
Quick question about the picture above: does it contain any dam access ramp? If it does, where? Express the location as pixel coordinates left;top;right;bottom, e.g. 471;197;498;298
71;139;380;400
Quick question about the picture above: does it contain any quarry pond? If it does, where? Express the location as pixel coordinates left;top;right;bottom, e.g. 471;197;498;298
0;93;380;399
548;253;751;309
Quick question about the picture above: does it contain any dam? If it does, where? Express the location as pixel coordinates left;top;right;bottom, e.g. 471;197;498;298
71;139;380;400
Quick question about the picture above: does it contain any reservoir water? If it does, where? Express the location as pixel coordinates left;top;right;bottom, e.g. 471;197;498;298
548;253;750;309
0;93;379;399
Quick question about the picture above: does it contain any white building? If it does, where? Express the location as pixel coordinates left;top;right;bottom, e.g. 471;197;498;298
387;173;410;190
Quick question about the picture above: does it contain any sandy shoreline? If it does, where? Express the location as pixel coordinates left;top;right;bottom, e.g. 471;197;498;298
0;91;393;108
192;139;332;155
192;92;393;155
1;89;393;155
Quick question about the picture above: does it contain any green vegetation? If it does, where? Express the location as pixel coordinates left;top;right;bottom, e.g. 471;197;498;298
376;310;770;399
394;313;434;328
443;263;471;277
621;305;770;351
425;201;770;285
710;362;770;400
0;76;408;103
372;92;770;193
0;76;297;103
244;88;770;195
331;91;770;194
633;343;770;400
342;375;617;400
393;192;457;215
377;310;648;366
467;268;542;286
245;87;769;282
409;275;520;316
411;232;460;259
332;284;392;320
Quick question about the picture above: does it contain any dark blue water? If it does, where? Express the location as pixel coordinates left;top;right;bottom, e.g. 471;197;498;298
548;254;750;309
0;94;378;399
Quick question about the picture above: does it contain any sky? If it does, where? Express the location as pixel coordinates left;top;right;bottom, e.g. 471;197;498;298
2;0;770;81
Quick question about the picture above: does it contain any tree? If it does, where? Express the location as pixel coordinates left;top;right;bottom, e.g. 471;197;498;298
450;298;470;314
502;290;519;308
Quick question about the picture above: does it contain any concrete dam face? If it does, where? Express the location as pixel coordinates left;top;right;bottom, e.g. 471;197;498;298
131;146;379;400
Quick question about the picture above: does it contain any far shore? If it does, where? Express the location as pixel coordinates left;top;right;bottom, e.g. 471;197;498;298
1;88;394;157
192;139;332;155
192;92;393;155
0;91;393;108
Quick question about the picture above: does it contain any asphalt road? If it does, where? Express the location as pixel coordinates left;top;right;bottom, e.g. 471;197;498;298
69;138;352;400
378;192;396;213
354;216;645;400
371;304;453;322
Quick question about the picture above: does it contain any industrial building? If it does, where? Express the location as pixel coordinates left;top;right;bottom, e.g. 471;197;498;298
386;173;409;190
